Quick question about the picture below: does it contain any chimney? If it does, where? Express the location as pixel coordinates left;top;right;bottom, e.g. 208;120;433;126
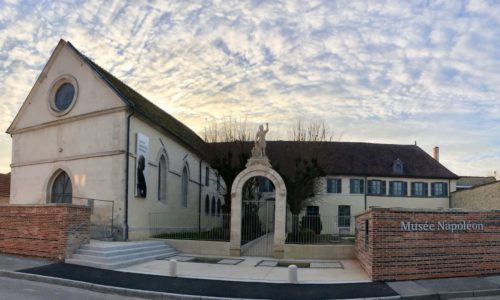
433;146;439;161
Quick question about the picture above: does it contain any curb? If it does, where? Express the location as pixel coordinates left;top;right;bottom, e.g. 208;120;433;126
0;270;238;300
0;269;403;300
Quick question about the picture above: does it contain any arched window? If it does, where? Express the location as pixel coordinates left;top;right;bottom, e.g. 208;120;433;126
157;155;167;203
205;195;210;215
50;171;72;204
181;166;188;207
217;198;221;216
211;196;216;216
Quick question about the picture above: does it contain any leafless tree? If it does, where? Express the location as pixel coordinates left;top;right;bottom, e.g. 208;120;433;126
203;116;253;143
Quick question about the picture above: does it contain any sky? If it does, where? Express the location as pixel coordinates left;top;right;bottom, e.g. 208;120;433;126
0;0;499;177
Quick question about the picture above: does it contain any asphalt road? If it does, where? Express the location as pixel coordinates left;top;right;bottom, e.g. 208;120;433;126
0;276;145;300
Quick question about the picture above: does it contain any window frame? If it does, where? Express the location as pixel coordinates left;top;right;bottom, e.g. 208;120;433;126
181;165;189;207
411;182;428;197
327;178;342;193
338;205;351;227
157;154;168;203
367;180;386;196
431;182;448;197
389;181;407;196
350;178;365;194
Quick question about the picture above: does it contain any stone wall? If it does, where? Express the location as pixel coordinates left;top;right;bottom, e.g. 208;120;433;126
0;204;90;260
355;208;500;281
452;181;500;210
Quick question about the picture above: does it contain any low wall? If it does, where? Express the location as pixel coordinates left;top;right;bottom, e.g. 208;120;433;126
284;244;355;259
356;208;500;281
0;204;90;260
162;239;230;256
452;181;500;210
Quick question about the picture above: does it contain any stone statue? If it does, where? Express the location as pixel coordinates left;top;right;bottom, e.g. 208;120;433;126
252;123;269;158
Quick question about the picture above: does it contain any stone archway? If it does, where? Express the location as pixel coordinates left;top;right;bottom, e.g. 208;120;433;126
230;163;287;258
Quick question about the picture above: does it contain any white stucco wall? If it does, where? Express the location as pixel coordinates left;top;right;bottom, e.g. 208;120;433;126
127;116;225;239
306;175;456;219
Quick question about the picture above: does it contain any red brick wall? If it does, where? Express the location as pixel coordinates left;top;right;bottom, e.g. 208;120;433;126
355;208;500;281
0;205;90;260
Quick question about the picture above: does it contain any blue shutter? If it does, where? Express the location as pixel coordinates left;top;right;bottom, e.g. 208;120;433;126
423;183;428;196
337;179;342;193
350;179;355;193
411;182;415;196
389;182;394;195
360;180;365;193
403;182;408;196
381;181;386;195
443;183;448;196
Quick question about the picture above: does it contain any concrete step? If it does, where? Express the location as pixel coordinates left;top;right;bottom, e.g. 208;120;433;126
66;251;176;270
66;240;178;269
77;244;173;257
79;240;167;252
71;248;177;263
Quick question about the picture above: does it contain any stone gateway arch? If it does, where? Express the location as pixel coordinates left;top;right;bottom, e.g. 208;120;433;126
229;124;287;258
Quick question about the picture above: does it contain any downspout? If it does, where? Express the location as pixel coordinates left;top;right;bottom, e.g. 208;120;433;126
448;179;451;208
198;159;202;234
364;176;368;210
124;110;134;241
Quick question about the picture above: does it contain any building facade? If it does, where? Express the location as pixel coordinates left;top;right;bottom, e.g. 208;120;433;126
7;40;225;240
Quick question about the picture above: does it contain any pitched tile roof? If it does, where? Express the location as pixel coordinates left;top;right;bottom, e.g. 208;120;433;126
0;173;10;198
66;42;211;159
210;141;459;179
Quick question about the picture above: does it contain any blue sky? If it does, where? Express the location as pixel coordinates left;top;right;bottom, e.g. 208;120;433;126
0;0;499;177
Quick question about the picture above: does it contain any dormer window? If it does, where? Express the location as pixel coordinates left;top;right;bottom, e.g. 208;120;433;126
392;159;404;175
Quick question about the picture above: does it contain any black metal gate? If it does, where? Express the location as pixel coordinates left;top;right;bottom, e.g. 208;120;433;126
241;200;275;257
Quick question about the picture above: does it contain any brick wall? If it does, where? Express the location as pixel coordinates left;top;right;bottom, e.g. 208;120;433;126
356;208;500;281
452;181;500;210
0;204;90;260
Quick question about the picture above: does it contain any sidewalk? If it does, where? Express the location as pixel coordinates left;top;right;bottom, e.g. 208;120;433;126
0;253;499;299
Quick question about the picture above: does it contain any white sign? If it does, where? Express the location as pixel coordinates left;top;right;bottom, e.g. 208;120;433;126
136;133;149;198
401;221;484;233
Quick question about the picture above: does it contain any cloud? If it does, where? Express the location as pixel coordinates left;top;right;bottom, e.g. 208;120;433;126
0;0;498;176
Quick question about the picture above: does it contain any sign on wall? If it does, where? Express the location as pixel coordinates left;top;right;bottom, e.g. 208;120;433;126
136;133;149;198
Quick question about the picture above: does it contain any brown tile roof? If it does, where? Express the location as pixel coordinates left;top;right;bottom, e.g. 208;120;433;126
0;173;10;197
66;42;211;159
210;141;459;179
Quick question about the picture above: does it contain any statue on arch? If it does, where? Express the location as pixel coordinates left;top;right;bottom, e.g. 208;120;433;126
252;123;269;158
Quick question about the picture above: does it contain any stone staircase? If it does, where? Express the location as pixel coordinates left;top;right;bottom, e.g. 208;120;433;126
65;240;177;269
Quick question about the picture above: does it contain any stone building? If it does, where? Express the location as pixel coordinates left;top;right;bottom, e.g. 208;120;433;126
7;40;225;240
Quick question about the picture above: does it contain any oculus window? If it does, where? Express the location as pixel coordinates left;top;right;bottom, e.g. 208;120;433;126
49;75;78;116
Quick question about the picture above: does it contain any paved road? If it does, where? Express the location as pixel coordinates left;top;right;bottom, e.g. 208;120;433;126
0;276;145;300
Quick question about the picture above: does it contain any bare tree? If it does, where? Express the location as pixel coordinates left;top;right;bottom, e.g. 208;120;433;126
203;116;253;143
289;120;340;142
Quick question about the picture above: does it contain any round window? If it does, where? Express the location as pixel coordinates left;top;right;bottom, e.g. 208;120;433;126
54;83;75;111
48;75;78;116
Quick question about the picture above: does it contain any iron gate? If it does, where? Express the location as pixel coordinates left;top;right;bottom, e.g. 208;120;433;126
241;200;275;257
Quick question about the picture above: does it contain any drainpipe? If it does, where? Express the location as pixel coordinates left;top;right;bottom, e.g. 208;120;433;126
448;179;451;208
364;176;368;210
124;110;134;241
198;158;202;234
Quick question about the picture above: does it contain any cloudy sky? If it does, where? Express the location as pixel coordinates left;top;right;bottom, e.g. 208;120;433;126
0;0;499;177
